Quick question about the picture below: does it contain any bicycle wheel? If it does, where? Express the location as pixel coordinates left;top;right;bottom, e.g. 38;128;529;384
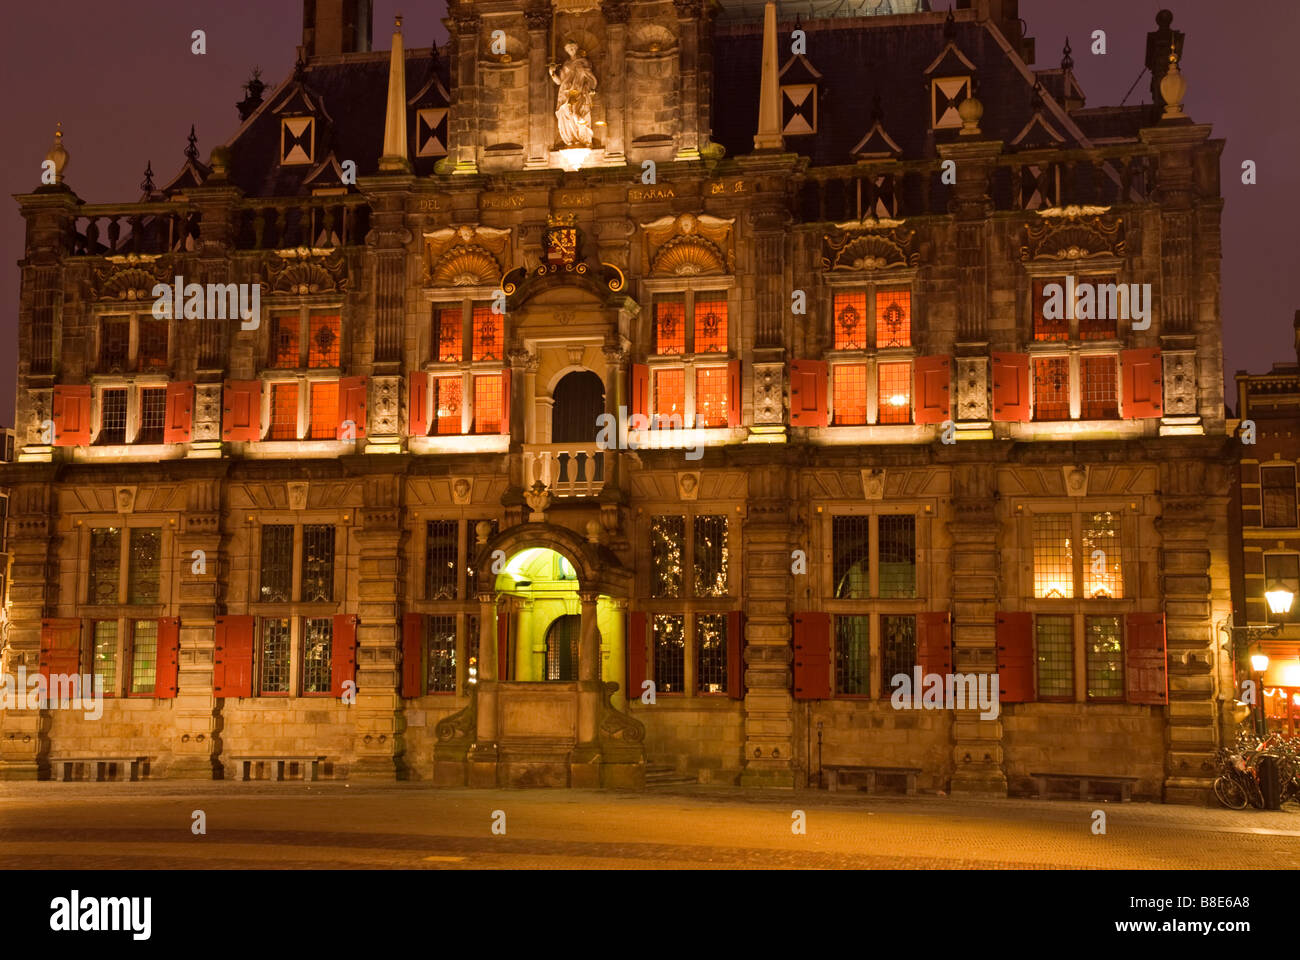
1244;776;1266;809
1214;776;1248;810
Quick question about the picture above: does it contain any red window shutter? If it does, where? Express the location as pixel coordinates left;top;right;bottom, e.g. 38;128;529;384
792;612;831;700
727;610;746;699
991;353;1029;422
331;614;358;698
163;382;194;444
1121;349;1163;420
727;359;742;428
337;376;368;439
1125;612;1167;705
500;371;512;435
52;385;91;446
914;355;951;425
213;615;255;698
628;611;647;699
916;612;952;675
39;618;82;683
789;360;828;428
155;617;181;699
401;612;424;698
631;363;649;419
408;371;428;437
497;607;510;681
221;380;262;443
995;611;1034;703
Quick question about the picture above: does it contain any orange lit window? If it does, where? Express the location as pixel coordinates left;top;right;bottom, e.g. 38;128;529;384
1080;355;1118;419
308;313;340;368
1033;278;1070;342
1033;513;1074;599
695;367;729;428
655;297;686;355
694;297;728;353
436;307;462;362
473;374;503;433
434;376;463;435
472;305;501;361
1033;357;1070;420
833;292;868;350
1079;275;1119;340
653;368;685;426
877;362;912;424
833;363;868;425
271;314;299;368
309;381;338;439
875;289;911;348
269;383;299;440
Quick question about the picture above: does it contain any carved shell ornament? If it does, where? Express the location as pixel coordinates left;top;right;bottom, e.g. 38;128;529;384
424;225;512;287
1021;207;1124;261
265;249;348;294
641;213;735;276
92;255;169;301
822;227;918;271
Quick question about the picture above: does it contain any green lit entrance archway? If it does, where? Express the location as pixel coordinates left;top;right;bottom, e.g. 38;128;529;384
433;522;643;789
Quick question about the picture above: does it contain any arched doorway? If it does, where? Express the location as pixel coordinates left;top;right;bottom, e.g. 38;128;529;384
545;614;580;681
550;370;605;486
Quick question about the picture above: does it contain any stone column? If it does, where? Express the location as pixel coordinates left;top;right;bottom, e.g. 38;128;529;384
948;460;1006;796
572;589;603;786
672;0;702;159
449;5;481;173
601;0;630;162
167;471;227;778
740;462;797;787
468;590;500;786
524;3;551;167
0;478;56;780
350;476;405;780
601;345;626;490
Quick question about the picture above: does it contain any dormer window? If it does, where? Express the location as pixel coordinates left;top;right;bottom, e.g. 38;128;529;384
281;116;315;166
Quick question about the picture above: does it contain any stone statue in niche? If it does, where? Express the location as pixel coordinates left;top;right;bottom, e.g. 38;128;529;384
549;42;597;147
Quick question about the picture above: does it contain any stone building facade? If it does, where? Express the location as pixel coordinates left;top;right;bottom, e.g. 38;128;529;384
0;0;1235;801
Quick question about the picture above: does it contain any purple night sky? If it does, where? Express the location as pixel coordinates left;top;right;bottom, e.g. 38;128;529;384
2;0;1296;429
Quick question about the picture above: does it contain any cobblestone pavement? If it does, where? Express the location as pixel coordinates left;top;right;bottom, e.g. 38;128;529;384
1;783;1297;869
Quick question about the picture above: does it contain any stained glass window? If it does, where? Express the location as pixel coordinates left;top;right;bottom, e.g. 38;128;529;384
1036;615;1073;699
1033;278;1070;341
693;514;729;597
427;615;457;693
270;313;300;367
875;288;911;348
307;313;341;368
650;515;684;599
471;305;501;361
89;528;121;604
260;525;293;602
1085;616;1123;700
694;366;729;428
1033;514;1074;599
877;361;912;424
652;614;685;694
696;614;728;694
1082;512;1123;599
302;617;333;694
835;615;870;695
130;620;157;695
301;525;336;602
833;364;868;425
1079;276;1119;340
434;375;463;435
694;297;728;353
655;296;686;355
437;307;462;362
832;516;869;599
1033;357;1070;421
833;291;867;350
260;618;291;694
129;528;161;604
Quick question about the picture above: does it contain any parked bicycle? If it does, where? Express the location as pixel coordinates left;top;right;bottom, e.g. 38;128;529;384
1213;730;1300;810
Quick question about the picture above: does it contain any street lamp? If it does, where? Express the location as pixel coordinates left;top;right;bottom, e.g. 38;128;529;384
1265;582;1296;617
1251;649;1270;735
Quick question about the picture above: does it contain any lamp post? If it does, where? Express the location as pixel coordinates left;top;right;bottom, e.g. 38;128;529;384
1250;650;1271;736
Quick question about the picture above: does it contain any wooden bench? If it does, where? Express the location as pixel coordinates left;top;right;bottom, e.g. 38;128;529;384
1031;772;1138;802
231;756;326;782
823;764;921;795
52;757;146;782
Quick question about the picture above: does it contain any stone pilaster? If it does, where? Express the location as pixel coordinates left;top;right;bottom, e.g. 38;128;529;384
468;591;500;786
740;462;796;787
524;3;550;167
449;4;481;173
948;460;1006;796
600;1;630;162
571;590;603;786
349;475;405;780
672;0;702;159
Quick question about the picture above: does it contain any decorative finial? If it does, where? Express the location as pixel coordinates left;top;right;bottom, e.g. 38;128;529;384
395;14;403;31
1061;37;1073;71
141;161;155;194
185;125;199;161
1160;39;1187;120
45;122;69;184
944;6;956;41
958;81;983;136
